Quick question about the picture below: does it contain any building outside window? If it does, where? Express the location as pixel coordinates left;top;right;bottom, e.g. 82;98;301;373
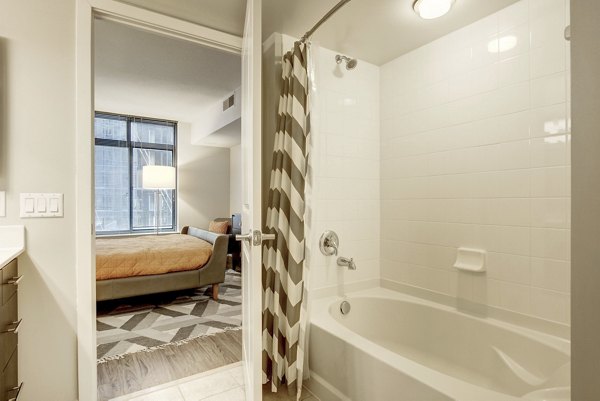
94;113;177;235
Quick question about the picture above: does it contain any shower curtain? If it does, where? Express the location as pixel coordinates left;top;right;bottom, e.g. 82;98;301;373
262;41;311;398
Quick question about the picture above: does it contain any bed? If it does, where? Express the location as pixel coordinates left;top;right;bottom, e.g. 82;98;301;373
95;226;228;302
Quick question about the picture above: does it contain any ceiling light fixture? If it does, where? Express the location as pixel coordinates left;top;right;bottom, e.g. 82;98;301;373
413;0;455;20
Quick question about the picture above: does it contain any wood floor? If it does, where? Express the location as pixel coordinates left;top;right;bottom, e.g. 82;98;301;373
97;329;242;401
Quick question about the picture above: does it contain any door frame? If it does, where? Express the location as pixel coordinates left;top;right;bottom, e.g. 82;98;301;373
240;0;263;399
75;2;243;400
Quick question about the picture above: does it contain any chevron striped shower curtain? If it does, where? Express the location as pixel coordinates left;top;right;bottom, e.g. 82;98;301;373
262;41;312;398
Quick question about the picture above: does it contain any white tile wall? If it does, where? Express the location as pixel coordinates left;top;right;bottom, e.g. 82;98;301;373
302;38;381;292
380;0;571;325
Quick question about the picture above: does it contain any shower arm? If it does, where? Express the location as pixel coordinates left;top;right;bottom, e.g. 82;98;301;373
336;55;349;64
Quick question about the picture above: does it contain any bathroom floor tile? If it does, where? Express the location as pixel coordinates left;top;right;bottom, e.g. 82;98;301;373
127;387;184;401
262;383;319;401
196;387;245;401
178;370;240;401
110;364;319;401
230;366;245;386
110;364;242;401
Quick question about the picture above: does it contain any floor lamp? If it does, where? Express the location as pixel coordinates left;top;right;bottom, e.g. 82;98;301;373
142;166;176;235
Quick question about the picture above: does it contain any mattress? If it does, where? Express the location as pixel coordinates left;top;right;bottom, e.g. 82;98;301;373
96;234;213;281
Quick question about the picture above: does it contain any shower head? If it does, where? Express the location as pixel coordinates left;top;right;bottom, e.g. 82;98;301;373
335;54;358;70
346;58;358;69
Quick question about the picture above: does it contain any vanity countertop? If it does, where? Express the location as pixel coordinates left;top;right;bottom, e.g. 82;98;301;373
0;225;25;269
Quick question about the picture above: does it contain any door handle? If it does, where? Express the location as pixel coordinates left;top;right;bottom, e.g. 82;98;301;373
8;382;23;401
7;276;23;286
3;319;22;334
262;233;276;241
235;232;254;243
236;230;276;246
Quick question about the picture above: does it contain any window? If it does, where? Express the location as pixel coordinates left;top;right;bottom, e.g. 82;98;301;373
94;113;177;235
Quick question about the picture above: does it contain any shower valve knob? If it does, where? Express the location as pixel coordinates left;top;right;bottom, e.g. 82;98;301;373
319;230;339;256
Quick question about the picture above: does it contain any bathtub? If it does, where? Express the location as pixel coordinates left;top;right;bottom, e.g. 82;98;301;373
306;287;570;401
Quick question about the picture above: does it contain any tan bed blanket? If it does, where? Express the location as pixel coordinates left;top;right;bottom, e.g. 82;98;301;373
96;234;213;281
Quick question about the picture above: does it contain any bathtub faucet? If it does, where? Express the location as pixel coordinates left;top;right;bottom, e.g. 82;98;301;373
337;256;356;270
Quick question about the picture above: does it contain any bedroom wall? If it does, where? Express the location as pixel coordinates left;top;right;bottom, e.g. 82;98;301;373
0;0;78;400
177;123;231;230
380;0;571;325
229;143;242;215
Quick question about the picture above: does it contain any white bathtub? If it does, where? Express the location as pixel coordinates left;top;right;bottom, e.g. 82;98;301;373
306;288;570;401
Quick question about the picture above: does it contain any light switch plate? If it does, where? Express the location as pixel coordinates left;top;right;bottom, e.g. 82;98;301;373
20;193;64;218
0;191;5;217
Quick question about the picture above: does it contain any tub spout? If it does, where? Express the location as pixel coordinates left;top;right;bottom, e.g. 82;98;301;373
337;256;356;270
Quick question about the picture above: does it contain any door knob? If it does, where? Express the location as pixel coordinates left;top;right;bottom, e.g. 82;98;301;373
236;230;276;246
235;232;254;243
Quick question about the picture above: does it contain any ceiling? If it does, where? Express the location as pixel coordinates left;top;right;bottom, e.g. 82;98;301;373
116;0;246;37
263;0;520;65
94;19;241;124
95;0;522;122
107;1;521;66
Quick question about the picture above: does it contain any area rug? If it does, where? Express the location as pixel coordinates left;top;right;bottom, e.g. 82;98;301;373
96;270;242;361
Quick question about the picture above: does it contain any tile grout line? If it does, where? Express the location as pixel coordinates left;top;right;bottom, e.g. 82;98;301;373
176;385;186;401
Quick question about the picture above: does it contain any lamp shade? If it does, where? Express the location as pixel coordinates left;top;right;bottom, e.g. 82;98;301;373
142;166;176;189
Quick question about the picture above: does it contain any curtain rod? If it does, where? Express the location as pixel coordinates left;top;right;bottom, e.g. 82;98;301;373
300;0;352;43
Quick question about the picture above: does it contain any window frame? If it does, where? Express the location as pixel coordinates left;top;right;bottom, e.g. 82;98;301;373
94;111;178;236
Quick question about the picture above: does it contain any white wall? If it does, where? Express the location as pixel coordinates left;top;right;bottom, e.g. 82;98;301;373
571;0;600;398
380;0;571;325
261;34;281;231
303;38;381;293
0;0;78;400
229;143;242;215
177;123;231;229
191;88;241;148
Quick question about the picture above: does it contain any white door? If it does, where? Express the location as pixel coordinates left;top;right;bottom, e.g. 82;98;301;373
240;0;263;400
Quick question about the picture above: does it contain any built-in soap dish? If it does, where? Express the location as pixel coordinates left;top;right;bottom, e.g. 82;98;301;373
453;247;486;272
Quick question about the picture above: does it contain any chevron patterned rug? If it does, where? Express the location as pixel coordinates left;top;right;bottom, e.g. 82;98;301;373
96;270;241;361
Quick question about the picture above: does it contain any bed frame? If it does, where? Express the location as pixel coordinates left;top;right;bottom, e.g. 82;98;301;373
95;226;229;302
